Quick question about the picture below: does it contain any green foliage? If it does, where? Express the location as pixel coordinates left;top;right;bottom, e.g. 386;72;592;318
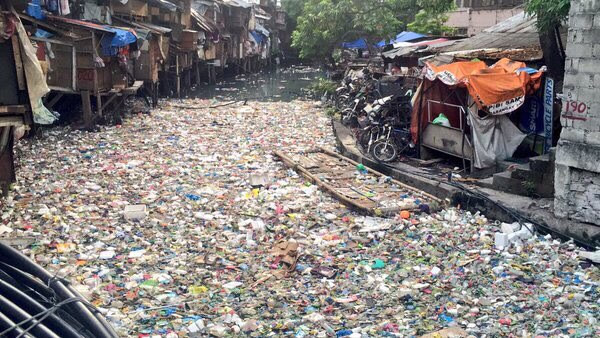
524;0;570;32
289;0;455;61
309;78;338;95
282;0;309;27
291;0;408;60
407;10;452;35
406;0;455;35
325;107;338;117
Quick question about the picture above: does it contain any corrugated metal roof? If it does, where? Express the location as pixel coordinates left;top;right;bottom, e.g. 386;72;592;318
441;12;540;52
382;39;453;59
191;8;219;34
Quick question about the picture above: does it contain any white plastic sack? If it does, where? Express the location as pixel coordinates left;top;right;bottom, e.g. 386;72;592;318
468;100;526;169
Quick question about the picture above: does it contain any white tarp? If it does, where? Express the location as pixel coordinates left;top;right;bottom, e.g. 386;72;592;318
13;9;57;125
468;99;526;169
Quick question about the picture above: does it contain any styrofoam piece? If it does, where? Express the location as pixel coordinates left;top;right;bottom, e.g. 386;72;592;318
124;204;147;221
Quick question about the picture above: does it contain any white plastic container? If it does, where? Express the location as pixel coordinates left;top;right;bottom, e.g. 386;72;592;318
124;204;147;221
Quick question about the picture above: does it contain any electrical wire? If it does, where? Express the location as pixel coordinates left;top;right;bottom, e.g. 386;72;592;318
362;154;597;250
0;242;118;337
0;297;89;337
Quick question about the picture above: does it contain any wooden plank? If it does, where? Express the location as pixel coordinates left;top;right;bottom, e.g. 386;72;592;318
16;13;76;38
121;81;144;95
30;37;73;46
414;158;445;167
100;93;119;111
49;86;77;94
11;35;25;90
0;117;24;127
0;105;27;114
45;93;64;109
274;150;375;215
319;147;442;203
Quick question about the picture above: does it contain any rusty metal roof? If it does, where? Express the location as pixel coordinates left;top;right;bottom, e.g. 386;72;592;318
441;12;540;53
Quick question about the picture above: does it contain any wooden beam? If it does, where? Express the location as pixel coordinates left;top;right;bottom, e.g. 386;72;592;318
11;35;25;91
29;36;73;46
100;93;119;111
0;105;27;114
17;13;75;38
0;117;24;127
45;93;64;109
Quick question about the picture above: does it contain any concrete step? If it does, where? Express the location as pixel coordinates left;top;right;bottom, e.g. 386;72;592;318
492;171;529;196
509;163;532;180
529;153;552;174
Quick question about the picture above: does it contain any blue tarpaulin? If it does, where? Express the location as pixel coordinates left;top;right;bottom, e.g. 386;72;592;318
100;27;138;56
341;38;368;49
250;30;265;44
376;31;427;47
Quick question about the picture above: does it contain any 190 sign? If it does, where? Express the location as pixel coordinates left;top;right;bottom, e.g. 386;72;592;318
564;100;589;114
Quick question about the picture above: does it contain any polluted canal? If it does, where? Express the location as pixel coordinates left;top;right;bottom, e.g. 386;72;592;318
1;67;598;337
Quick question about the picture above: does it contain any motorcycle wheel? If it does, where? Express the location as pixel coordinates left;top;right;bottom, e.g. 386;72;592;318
371;140;398;163
357;130;371;150
342;114;358;128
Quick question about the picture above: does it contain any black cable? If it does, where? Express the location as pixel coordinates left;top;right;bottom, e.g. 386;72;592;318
0;310;30;338
0;294;60;338
0;297;90;338
0;276;82;338
0;262;56;300
370;159;597;250
0;242;118;337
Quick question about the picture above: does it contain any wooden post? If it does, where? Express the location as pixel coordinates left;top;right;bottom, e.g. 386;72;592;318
176;54;181;98
81;90;92;129
91;32;102;120
0;126;15;196
195;61;200;86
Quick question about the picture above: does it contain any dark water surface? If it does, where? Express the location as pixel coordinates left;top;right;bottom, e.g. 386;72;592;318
190;66;325;102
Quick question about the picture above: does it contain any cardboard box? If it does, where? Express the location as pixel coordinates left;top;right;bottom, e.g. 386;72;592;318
179;30;199;51
111;0;148;17
76;67;111;91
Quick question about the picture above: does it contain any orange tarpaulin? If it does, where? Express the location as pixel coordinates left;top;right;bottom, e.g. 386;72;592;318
425;60;487;85
411;58;545;143
466;69;543;115
424;58;543;115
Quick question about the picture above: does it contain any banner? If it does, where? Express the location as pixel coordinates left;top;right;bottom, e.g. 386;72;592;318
543;77;554;153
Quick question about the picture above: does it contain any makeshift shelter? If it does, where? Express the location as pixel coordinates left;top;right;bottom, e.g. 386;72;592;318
341;38;368;50
112;17;172;107
18;12;142;128
411;58;545;169
376;31;427;48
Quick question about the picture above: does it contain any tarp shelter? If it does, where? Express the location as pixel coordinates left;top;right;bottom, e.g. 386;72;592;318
382;38;450;59
412;58;545;168
341;38;367;49
376;31;426;47
100;26;138;56
250;30;265;44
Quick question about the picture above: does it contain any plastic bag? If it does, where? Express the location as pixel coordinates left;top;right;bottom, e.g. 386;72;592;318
432;113;451;127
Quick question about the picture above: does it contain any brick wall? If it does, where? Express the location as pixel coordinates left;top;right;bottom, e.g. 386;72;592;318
555;0;600;225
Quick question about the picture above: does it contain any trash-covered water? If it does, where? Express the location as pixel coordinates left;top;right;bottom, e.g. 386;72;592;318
1;77;599;337
191;66;325;102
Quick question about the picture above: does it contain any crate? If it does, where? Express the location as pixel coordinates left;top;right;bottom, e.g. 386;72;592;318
76;67;112;91
179;30;199;51
111;0;148;17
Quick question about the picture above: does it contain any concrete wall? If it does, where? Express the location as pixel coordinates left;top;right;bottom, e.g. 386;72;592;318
555;0;600;226
446;7;522;36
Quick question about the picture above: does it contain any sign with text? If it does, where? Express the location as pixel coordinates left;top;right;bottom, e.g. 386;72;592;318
543;77;554;153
